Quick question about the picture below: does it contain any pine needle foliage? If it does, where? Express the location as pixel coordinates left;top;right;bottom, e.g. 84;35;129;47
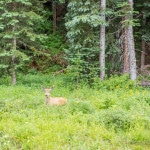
65;0;103;82
0;0;45;82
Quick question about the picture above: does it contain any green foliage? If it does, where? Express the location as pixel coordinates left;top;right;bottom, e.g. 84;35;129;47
0;0;149;85
69;99;94;114
43;33;66;55
28;32;67;74
0;0;46;81
16;74;55;87
105;33;122;75
98;109;131;131
0;74;150;149
93;74;135;90
135;1;150;42
65;0;101;81
115;1;140;26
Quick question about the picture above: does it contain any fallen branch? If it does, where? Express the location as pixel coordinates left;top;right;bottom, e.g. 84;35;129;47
53;68;67;76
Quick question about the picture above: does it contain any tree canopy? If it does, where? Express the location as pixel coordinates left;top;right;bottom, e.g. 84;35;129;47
0;0;150;84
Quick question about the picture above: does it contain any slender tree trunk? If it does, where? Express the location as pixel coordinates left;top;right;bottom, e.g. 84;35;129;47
11;26;16;85
127;0;137;80
141;19;146;71
99;0;106;80
10;2;17;84
141;40;146;71
52;1;57;33
122;16;130;74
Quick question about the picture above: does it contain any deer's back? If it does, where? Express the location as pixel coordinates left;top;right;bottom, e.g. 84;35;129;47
48;97;67;106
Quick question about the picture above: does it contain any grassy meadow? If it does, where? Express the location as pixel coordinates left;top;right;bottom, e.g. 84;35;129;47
0;74;150;150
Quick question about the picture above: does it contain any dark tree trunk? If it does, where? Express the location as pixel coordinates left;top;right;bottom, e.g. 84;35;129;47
141;19;146;72
11;26;16;85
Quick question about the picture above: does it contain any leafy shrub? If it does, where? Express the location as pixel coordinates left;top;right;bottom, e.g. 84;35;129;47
69;99;94;114
91;94;118;110
98;108;131;131
145;98;150;106
17;74;53;87
93;74;135;90
139;95;150;106
0;76;11;85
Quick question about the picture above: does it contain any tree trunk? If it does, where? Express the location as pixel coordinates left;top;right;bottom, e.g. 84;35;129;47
122;16;130;74
127;25;137;80
52;1;57;33
11;2;17;85
99;0;106;80
127;0;137;80
11;27;16;85
141;19;146;72
141;40;146;71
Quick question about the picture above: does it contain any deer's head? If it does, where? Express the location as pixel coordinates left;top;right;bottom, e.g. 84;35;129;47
42;85;54;98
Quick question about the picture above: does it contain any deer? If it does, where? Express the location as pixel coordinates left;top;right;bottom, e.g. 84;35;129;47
42;85;67;106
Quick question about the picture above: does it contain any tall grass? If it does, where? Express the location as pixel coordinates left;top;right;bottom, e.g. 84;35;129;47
0;74;150;149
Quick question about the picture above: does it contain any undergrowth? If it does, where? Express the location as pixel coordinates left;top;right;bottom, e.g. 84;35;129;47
0;74;150;150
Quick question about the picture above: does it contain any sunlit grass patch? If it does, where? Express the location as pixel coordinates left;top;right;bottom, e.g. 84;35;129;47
0;74;150;149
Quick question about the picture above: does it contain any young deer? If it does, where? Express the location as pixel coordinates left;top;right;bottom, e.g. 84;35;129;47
42;85;67;106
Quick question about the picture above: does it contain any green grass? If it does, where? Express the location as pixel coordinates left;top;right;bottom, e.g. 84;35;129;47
0;74;150;150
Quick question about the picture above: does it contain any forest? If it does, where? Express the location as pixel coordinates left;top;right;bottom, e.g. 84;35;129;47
0;0;150;149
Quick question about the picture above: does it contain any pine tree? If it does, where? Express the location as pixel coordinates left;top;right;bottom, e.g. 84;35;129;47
0;0;44;84
65;0;102;82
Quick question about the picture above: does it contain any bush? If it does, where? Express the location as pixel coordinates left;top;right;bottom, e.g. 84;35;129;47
93;74;135;90
69;99;94;114
98;108;132;131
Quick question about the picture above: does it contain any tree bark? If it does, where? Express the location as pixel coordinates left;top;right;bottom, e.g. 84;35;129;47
11;26;16;85
140;19;146;72
127;0;137;80
141;40;146;71
122;16;130;74
11;2;17;85
99;0;106;80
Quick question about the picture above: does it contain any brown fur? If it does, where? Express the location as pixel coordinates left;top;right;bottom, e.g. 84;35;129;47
42;86;67;106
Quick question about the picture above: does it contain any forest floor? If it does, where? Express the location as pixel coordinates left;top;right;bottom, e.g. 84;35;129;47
0;74;150;150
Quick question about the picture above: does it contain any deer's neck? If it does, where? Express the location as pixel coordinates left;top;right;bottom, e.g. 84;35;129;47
46;96;51;104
